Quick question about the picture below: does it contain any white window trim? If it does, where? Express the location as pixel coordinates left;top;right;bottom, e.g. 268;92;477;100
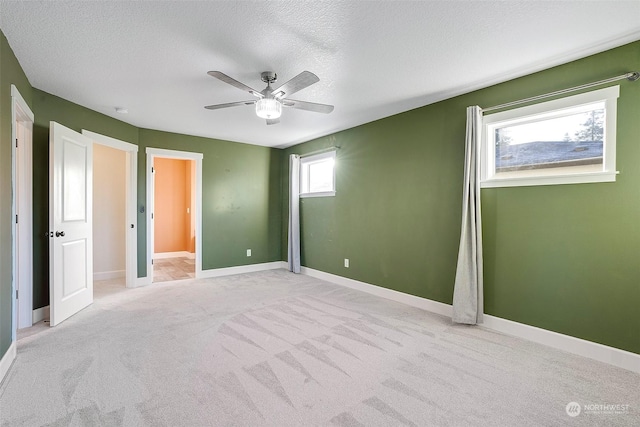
299;150;336;198
480;85;620;188
300;190;336;198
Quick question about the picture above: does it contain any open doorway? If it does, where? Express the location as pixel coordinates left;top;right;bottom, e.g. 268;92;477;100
82;130;138;290
152;157;196;282
146;148;203;283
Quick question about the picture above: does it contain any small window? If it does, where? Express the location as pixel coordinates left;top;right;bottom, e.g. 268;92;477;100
481;86;619;188
300;151;336;197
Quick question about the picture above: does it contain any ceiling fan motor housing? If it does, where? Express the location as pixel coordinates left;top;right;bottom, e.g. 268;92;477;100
261;71;277;84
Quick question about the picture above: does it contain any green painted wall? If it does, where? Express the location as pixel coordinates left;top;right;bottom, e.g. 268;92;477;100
282;109;463;304
283;41;640;354
136;129;282;276
0;31;33;360
479;43;640;354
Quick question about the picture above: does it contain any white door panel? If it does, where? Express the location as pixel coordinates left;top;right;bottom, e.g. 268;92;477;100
62;139;88;221
61;239;88;297
50;122;93;326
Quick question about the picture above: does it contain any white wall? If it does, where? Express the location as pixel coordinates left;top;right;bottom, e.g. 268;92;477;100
93;144;126;279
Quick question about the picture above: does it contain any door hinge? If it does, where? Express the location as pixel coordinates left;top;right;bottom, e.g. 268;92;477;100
151;213;154;219
151;167;155;173
16;138;18;148
15;214;18;224
152;259;154;265
16;290;18;299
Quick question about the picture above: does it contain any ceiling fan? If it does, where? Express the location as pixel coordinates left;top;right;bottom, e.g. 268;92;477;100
205;71;334;125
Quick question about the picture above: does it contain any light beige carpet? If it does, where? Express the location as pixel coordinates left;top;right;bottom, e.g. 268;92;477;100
1;269;638;426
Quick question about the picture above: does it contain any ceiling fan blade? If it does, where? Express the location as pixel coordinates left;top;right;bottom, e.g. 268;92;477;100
282;99;334;114
266;118;280;125
272;71;319;98
204;100;255;110
207;71;263;98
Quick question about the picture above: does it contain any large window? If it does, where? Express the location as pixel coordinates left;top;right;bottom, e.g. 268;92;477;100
300;150;336;197
481;86;619;187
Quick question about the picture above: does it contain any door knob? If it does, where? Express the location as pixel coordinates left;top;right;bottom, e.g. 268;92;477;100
55;231;65;237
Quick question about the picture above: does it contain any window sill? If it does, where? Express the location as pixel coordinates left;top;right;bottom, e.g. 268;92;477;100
480;171;618;188
300;191;336;198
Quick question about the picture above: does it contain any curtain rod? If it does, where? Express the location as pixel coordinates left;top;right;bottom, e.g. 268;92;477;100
483;71;639;113
298;146;340;158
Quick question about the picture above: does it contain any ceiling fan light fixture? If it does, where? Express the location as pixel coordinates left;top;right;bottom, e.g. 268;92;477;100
206;70;333;124
255;98;282;119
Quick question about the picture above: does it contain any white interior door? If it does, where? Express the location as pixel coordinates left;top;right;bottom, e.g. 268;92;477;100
49;122;93;326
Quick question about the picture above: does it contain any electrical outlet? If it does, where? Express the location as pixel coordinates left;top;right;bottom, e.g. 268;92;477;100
247;249;252;257
344;258;349;268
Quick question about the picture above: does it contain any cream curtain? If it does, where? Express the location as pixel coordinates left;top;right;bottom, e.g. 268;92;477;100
287;154;301;273
452;106;484;324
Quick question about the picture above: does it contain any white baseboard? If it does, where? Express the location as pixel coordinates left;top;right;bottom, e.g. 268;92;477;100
300;267;452;317
94;270;125;281
199;261;284;279
154;251;195;260
481;314;640;374
32;305;50;323
0;341;17;386
298;266;640;374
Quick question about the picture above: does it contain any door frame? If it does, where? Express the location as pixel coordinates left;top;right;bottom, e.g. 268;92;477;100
146;148;203;283
82;130;138;288
11;85;34;335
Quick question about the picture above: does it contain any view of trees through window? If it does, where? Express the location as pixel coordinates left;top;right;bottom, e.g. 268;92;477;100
494;104;605;172
572;110;604;142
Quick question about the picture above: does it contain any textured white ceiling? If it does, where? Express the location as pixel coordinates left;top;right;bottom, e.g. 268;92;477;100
1;1;639;148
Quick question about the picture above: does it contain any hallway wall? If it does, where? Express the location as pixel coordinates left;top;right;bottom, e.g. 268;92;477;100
93;144;126;278
153;157;191;254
